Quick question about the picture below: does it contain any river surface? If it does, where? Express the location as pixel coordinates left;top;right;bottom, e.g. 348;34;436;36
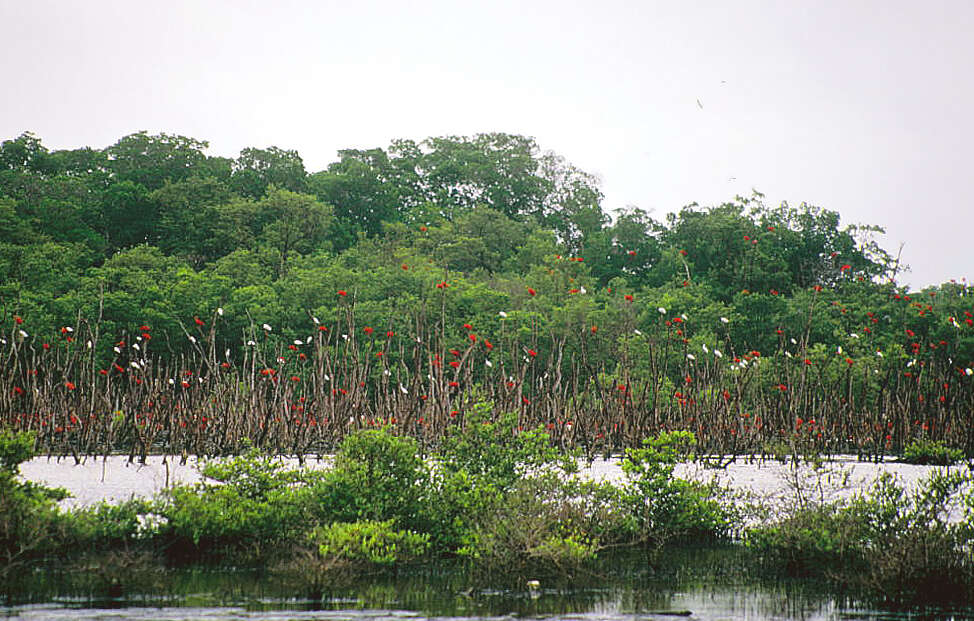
4;545;973;621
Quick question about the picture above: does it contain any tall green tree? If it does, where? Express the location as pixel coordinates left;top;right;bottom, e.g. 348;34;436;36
105;132;209;191
230;146;307;199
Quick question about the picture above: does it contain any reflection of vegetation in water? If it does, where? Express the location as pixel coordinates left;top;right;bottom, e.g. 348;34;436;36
4;547;842;618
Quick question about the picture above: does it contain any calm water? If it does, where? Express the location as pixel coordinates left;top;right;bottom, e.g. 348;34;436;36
6;547;970;620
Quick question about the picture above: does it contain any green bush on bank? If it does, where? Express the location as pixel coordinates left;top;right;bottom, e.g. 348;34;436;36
1;408;739;575
900;438;964;466
746;469;974;605
16;415;971;606
309;429;427;527
0;430;69;573
312;520;430;566
155;447;323;557
621;430;738;546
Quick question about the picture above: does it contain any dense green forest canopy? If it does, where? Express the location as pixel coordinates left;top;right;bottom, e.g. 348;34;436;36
3;130;974;459
0;130;967;360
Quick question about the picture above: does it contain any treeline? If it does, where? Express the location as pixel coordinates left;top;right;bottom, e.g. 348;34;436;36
1;131;973;457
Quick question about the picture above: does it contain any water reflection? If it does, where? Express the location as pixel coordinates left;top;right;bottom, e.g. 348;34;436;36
6;546;968;620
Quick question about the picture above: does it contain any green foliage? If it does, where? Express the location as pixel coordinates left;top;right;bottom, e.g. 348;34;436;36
311;429;427;526
746;502;865;574
455;472;603;570
747;470;974;604
420;405;575;553
61;499;151;549
312;520;429;566
438;402;576;492
900;438;964;465
621;431;736;545
0;429;34;473
157;449;320;554
0;431;69;572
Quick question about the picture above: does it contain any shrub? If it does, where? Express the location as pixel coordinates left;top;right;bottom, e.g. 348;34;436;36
62;499;151;550
422;403;578;552
900;438;964;466
155;448;319;556
0;431;69;575
455;472;600;571
310;429;428;527
747;469;974;605
621;431;737;546
437;402;576;492
312;520;429;566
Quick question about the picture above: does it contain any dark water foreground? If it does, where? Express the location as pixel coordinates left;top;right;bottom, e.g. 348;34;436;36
3;547;972;621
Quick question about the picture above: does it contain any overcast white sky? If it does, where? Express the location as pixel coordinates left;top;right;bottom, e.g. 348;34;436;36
2;0;971;289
